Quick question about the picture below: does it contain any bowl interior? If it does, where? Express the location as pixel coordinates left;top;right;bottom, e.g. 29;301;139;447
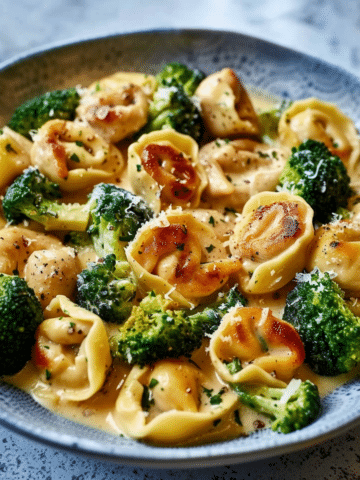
1;29;360;468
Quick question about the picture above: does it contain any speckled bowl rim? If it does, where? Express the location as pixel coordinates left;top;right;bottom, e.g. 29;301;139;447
0;28;360;469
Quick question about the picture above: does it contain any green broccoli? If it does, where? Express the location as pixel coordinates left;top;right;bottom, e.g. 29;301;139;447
141;85;203;141
87;183;154;261
110;286;247;366
0;273;44;376
258;99;292;143
2;167;90;231
156;62;205;96
283;268;360;376
278;139;352;223
63;231;93;251
140;63;205;141
8;88;80;139
230;378;321;434
76;254;137;324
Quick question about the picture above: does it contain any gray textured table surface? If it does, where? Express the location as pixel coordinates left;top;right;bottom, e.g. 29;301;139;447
1;1;360;479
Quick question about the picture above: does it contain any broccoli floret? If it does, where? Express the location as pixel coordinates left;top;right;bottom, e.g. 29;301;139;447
189;285;247;335
283;268;360;375
156;62;205;96
258;99;292;143
64;231;93;251
87;183;154;261
110;286;246;366
0;273;44;375
8;88;80;139
141;85;204;141
141;63;205;141
230;378;321;434
278;140;352;223
2;167;90;231
76;254;137;324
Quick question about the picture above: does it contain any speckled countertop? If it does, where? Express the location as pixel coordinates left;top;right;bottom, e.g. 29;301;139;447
1;1;360;479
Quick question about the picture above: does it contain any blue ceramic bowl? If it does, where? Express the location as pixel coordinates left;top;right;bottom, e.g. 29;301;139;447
1;29;360;468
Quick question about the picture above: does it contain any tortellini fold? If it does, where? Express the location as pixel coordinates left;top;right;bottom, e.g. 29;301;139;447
209;306;305;385
0;127;32;191
24;247;81;308
229;191;314;293
87;71;157;99
199;138;286;210
33;296;111;401
0;226;63;276
128;129;207;212
195;68;260;138
30;119;125;191
113;359;238;444
126;210;242;306
76;82;149;143
306;220;360;295
278;98;360;179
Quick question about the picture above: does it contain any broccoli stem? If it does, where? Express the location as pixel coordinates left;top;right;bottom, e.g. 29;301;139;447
28;202;90;231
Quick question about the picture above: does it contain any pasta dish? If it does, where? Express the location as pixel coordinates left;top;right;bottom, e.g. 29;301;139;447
1;63;360;446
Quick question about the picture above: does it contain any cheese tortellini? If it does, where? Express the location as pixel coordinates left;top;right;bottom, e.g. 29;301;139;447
0;226;63;276
126;210;242;306
195;68;260;138
306;220;360;295
30;119;125;191
0;127;32;191
24;247;81;308
229;191;314;293
210;306;305;385
113;359;238;444
86;71;157;99
200;138;286;210
33;296;111;401
76;82;149;143
128;129;208;212
278;98;360;179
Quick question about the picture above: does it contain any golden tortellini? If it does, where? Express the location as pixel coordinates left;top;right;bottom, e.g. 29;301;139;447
195;68;260;138
126;210;242;306
0;226;63;276
229;191;314;293
199;138;286;210
278;98;360;178
0;127;32;191
24;247;81;308
113;359;238;444
30;119;124;191
210;306;305;385
87;71;157;99
306;220;360;295
33;296;111;401
76;82;149;143
128;129;208;212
